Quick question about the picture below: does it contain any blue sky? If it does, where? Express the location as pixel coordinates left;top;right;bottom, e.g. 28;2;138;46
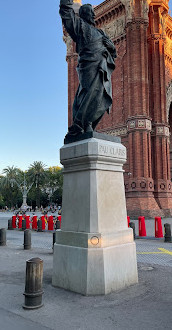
0;0;171;174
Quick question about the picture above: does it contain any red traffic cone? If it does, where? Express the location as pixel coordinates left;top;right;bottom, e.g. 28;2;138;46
127;216;130;228
138;216;147;237
155;217;163;238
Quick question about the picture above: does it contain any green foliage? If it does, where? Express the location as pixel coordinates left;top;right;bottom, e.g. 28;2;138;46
0;193;5;208
44;166;63;205
27;161;48;208
0;167;23;208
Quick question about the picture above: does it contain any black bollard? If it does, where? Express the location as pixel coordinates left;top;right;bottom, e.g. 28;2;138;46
24;229;31;250
52;232;56;250
8;219;13;230
164;223;171;243
129;222;136;239
0;228;6;246
55;220;61;230
22;219;26;231
37;219;42;232
23;257;44;309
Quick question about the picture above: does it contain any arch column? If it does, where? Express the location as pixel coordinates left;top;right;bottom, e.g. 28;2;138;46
125;117;161;218
124;0;162;217
148;2;172;215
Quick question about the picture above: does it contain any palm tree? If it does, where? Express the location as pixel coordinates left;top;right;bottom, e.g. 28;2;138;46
1;166;23;208
1;165;23;189
28;161;47;208
2;165;21;182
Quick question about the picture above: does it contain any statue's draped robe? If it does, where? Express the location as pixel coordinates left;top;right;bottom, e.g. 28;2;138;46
60;0;116;130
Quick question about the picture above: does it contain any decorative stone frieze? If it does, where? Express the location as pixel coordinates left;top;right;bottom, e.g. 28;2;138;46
120;0;134;23
127;118;152;131
104;16;126;39
152;125;170;137
125;178;154;193
105;127;127;136
154;179;172;193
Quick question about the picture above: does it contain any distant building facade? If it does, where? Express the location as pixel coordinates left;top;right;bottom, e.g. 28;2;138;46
64;0;172;217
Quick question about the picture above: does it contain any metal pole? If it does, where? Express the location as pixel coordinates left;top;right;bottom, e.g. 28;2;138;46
8;219;13;230
22;219;26;231
52;232;56;250
164;223;171;242
0;228;6;246
129;222;136;240
37;219;42;232
55;220;61;230
24;229;31;250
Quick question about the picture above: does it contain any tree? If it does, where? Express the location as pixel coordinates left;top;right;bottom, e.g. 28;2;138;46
27;161;47;208
45;166;63;205
2;166;21;182
0;192;5;209
0;166;23;208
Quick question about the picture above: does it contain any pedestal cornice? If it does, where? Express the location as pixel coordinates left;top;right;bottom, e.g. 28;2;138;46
60;138;126;173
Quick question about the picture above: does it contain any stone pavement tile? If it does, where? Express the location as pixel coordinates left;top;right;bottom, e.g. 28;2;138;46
0;307;51;330
136;239;172;266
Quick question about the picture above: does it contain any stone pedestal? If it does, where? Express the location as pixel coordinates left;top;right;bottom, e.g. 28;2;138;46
52;136;138;295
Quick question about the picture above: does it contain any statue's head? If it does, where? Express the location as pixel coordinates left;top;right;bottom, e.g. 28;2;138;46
79;4;95;26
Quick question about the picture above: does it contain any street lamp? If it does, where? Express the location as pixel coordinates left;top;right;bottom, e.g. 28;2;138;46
10;173;34;211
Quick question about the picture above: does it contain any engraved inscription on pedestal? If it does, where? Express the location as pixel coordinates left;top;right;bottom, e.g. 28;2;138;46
99;144;126;158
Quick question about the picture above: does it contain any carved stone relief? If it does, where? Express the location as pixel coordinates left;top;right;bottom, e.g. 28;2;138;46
146;119;152;130
167;81;172;122
120;0;150;23
159;8;168;35
156;126;169;137
141;0;149;22
129;120;135;128
104;16;125;39
138;119;145;127
63;34;73;54
120;0;134;22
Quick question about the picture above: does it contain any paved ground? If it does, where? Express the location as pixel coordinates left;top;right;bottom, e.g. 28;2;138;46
1;214;172;329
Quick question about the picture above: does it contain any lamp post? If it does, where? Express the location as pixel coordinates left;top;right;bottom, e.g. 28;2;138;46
11;173;33;211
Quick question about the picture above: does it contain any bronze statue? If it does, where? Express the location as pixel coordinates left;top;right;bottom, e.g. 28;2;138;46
60;0;116;139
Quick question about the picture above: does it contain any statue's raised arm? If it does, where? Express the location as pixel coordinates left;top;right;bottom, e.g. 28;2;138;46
59;0;80;43
59;0;117;142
